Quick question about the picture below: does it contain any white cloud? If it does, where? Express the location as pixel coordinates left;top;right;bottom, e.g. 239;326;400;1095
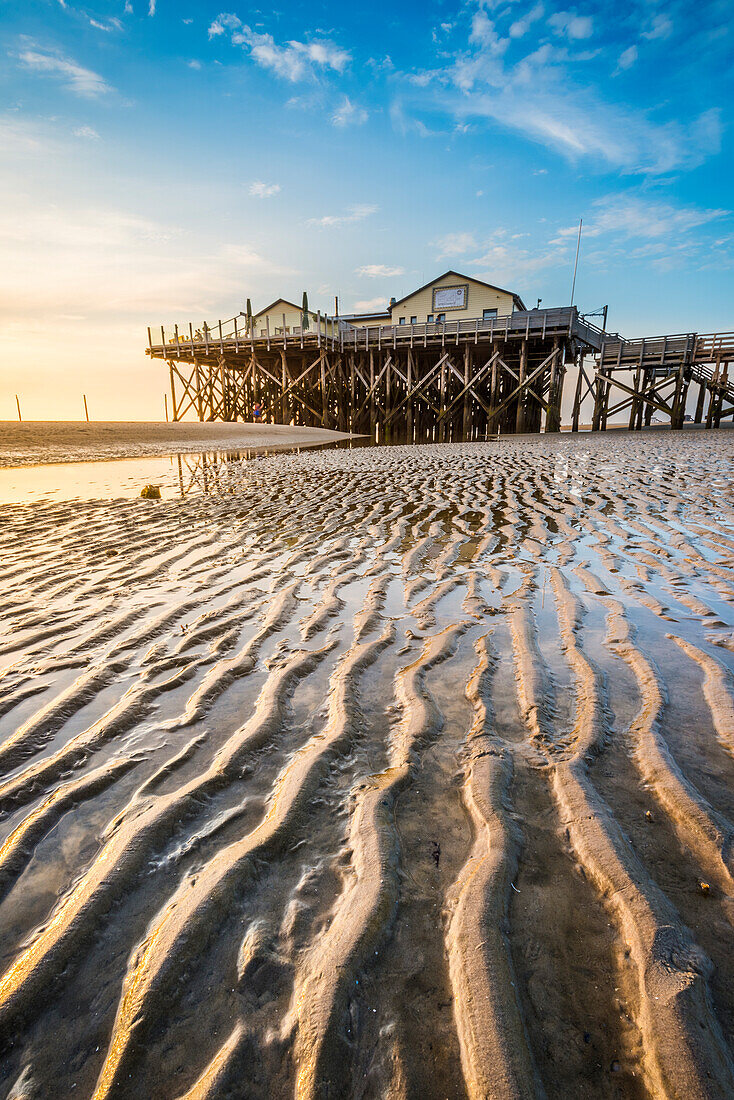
15;47;112;98
469;231;568;285
615;45;638;72
642;14;672;40
354;297;389;311
308;204;378;227
188;59;202;69
555;194;730;243
148;0;156;15
73;125;99;139
89;16;122;32
209;14;350;82
0;193;297;323
433;232;478;257
332;96;368;127
124;2;133;13
355;264;405;277
548;11;593;40
510;4;544;39
249;180;281;198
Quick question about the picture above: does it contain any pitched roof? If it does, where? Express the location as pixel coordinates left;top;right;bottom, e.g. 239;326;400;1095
253;298;316;318
390;270;526;312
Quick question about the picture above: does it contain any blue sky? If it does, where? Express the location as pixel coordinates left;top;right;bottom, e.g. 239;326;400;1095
2;0;733;418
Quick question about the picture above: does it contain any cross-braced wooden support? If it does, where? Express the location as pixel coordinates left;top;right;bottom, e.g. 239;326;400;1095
165;336;573;441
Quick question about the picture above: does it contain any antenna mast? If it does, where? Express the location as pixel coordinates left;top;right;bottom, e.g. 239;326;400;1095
570;217;583;307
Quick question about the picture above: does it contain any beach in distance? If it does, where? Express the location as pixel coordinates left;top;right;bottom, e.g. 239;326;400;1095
0;430;733;1099
0;420;354;467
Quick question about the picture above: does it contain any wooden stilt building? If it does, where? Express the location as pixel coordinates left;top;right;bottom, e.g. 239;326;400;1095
146;270;734;437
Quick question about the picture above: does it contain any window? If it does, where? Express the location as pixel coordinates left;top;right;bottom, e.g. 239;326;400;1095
410;316;417;324
483;308;498;322
437;313;446;323
427;314;434;323
399;317;406;325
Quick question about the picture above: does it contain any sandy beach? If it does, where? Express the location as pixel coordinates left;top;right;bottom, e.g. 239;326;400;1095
0;431;733;1099
0;421;354;467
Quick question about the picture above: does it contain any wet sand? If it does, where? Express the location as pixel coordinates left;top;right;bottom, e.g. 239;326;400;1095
0;431;733;1099
0;421;354;467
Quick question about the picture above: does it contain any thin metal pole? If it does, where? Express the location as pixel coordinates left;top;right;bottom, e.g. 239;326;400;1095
570;217;583;306
16;394;21;421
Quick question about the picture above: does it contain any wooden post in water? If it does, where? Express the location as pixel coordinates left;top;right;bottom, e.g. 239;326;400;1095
15;394;21;421
83;395;89;422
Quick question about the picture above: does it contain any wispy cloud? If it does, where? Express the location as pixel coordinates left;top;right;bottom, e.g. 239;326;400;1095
468;229;569;286
615;45;638;73
249;180;281;198
555;193;730;242
15;46;112;98
642;14;673;40
209;14;350;82
547;11;593;40
88;17;123;32
73;125;99;139
433;232;477;257
510;4;544;39
332;96;368;127
308;204;378;227
355;264;405;277
353;297;389;311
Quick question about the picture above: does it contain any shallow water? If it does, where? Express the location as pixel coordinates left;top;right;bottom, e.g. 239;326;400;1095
0;432;733;1099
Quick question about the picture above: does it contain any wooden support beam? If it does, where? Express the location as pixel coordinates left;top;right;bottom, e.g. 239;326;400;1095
515;339;528;433
571;355;583;432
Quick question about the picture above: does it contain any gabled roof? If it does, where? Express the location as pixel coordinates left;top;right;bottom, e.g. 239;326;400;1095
390;271;526;312
254;298;316;318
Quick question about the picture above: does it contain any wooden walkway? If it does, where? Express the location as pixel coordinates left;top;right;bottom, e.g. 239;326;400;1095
147;309;734;436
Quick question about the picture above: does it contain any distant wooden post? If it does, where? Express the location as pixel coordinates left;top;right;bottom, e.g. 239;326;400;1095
164;393;169;422
283;313;287;349
694;381;706;424
83;394;89;422
15;394;21;421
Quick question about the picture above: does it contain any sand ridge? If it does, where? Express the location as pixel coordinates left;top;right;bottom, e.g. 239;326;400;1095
0;432;733;1098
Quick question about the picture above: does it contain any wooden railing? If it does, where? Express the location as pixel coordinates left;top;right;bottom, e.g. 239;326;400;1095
148;306;609;358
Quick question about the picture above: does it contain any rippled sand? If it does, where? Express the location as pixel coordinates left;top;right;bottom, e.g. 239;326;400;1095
1;432;734;1100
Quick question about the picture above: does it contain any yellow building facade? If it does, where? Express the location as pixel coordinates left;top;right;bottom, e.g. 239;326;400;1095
341;271;525;328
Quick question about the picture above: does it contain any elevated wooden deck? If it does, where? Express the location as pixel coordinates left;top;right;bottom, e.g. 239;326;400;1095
148;306;606;362
590;330;734;430
147;307;734;437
